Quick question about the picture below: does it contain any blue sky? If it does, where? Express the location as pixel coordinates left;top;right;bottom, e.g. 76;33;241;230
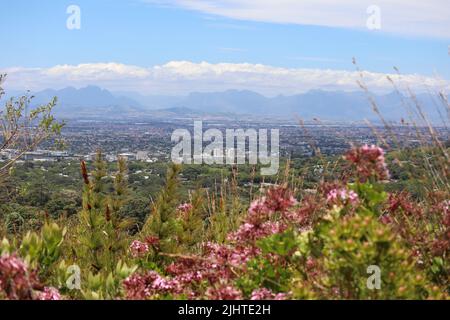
1;0;449;95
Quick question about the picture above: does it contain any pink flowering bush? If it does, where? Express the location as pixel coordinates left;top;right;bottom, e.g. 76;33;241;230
344;144;390;182
326;188;359;207
251;288;288;300
1;144;448;300
0;223;65;300
0;253;62;300
120;145;447;300
38;286;61;300
177;203;193;216
0;254;36;300
129;240;150;258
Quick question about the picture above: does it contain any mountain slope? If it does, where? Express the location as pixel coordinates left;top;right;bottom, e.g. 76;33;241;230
17;86;447;122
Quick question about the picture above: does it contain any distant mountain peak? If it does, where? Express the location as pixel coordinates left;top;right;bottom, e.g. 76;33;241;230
23;86;445;122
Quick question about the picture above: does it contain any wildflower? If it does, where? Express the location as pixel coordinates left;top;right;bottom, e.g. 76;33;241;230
387;192;422;217
0;254;36;300
177;203;193;214
247;186;297;225
248;198;270;218
123;273;149;299
326;188;359;206
123;271;182;299
250;288;273;300
264;186;298;213
431;200;450;256
344;144;389;181
129;240;149;258
206;284;242;300
443;200;450;218
251;288;289;300
380;214;393;224
285;195;322;227
228;221;287;243
38;287;61;300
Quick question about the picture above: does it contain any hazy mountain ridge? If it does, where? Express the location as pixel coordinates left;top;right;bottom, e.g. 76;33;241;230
13;85;448;122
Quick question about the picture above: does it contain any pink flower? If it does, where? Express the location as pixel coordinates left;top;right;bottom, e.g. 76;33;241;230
251;288;273;300
129;240;149;258
264;187;298;213
123;273;149;299
38;287;61;300
122;186;304;300
0;253;37;300
228;221;287;243
387;192;422;216
123;271;182;299
380;214;393;224
443;200;450;216
177;203;193;214
251;288;289;300
344;144;389;182
326;188;359;206
206;284;242;300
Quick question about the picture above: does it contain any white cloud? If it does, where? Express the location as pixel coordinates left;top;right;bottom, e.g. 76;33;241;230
145;0;450;38
44;63;150;80
1;61;449;95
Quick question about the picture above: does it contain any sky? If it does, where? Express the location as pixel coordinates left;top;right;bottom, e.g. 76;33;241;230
0;0;449;95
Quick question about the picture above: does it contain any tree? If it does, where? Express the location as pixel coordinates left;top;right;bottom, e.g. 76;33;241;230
141;164;181;257
76;152;132;274
0;75;64;184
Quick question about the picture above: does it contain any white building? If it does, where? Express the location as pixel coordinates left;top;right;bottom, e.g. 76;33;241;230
136;151;149;161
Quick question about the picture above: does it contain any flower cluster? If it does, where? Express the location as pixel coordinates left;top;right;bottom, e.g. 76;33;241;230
0;253;41;300
250;288;289;300
344;144;389;181
121;175;448;300
37;287;61;300
229;186;301;244
124;186;303;299
387;192;422;217
264;187;298;213
206;284;243;300
169;243;256;284
129;240;149;258
326;188;359;206
123;271;183;299
431;200;450;256
177;203;193;215
228;221;287;243
443;200;450;217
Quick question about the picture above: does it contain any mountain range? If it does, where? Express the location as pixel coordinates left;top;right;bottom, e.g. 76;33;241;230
4;85;448;122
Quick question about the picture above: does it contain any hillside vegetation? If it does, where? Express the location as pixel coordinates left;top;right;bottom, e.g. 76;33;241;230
0;77;449;300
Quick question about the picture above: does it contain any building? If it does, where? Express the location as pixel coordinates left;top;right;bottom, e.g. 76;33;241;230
136;151;149;161
118;152;136;161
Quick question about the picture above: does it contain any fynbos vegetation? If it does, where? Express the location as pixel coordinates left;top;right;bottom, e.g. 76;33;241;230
0;76;449;300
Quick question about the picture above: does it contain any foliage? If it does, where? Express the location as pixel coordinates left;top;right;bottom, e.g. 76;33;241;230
0;74;64;184
0;82;448;300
